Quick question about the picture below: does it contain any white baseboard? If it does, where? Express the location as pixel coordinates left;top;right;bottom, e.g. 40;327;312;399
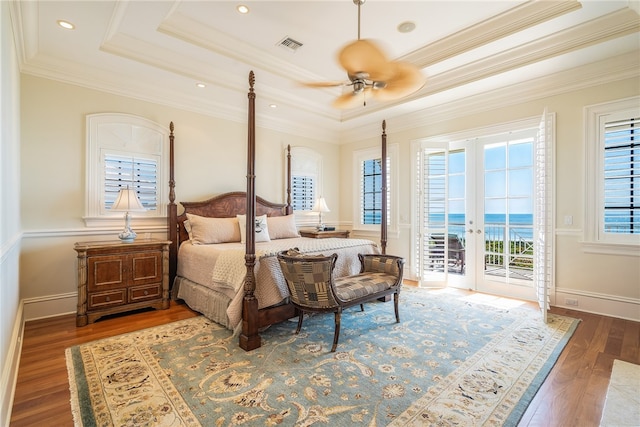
554;287;640;322
1;301;24;427
23;292;77;322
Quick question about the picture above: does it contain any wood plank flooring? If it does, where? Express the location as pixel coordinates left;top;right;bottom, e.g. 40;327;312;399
10;299;640;426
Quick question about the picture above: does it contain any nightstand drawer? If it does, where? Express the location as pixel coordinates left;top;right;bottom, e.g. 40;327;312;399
88;290;126;309
129;283;161;302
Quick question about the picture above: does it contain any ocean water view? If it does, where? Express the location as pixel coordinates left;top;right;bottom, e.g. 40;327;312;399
434;213;534;240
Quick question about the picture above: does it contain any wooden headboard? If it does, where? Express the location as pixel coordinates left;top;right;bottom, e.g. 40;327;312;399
176;192;291;246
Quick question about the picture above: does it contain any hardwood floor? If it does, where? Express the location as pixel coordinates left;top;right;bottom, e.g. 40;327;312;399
9;299;640;426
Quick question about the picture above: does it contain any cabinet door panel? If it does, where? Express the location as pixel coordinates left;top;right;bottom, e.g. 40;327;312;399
131;252;162;284
88;255;124;291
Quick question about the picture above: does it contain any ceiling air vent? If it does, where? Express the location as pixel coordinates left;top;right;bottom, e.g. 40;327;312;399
278;37;303;52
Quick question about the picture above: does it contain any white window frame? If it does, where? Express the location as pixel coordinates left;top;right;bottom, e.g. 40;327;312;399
584;97;640;255
353;143;398;234
289;146;322;213
85;113;169;227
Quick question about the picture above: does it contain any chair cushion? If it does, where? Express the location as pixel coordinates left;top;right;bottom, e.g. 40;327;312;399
334;272;396;301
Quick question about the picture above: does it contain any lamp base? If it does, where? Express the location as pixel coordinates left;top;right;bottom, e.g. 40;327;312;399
118;229;137;243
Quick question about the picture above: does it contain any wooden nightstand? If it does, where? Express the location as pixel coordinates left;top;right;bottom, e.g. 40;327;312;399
299;228;350;239
74;239;171;326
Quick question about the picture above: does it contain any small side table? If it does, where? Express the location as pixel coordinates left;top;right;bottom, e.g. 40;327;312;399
299;228;350;239
74;239;171;326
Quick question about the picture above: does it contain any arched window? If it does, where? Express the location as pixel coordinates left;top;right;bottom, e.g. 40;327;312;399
85;113;168;227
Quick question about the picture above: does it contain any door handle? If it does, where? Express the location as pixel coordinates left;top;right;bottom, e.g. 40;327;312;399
467;229;474;233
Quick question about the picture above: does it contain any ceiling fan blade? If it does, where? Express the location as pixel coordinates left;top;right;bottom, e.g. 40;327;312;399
338;39;394;82
372;62;426;101
300;81;347;88
333;90;367;109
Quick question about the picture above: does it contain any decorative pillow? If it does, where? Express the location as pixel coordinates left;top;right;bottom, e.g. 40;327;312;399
185;214;241;244
267;214;300;239
183;219;193;240
237;214;271;243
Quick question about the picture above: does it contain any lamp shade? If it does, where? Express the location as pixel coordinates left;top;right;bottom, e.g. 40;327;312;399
312;197;330;213
111;187;145;212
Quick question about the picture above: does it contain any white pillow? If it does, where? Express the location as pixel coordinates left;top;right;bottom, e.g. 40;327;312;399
185;214;241;244
237;214;271;243
267;214;300;239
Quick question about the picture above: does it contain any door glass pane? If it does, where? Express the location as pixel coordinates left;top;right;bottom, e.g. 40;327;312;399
483;139;534;283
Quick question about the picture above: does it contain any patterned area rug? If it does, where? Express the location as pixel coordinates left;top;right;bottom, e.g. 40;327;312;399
66;288;579;426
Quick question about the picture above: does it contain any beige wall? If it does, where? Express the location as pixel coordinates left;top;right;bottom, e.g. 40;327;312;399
1;1;23;423
19;75;340;315
340;77;640;318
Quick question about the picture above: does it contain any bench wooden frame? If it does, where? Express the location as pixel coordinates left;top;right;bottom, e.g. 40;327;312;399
277;251;405;352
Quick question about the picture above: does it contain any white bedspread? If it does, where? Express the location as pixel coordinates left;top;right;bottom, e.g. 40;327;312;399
176;237;380;328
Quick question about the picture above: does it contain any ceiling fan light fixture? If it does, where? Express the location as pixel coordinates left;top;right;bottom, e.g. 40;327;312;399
352;80;365;93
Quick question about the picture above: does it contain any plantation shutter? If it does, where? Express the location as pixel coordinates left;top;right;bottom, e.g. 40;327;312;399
104;155;158;211
416;144;448;284
291;175;315;211
534;110;553;322
360;157;391;225
602;116;639;235
361;159;382;224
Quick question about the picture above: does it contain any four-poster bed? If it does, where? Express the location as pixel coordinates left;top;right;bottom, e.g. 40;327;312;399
167;71;390;350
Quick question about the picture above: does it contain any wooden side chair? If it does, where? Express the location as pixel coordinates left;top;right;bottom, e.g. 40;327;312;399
277;250;405;352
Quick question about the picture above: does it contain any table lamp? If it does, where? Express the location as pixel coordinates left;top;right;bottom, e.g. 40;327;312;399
110;186;146;242
313;197;330;231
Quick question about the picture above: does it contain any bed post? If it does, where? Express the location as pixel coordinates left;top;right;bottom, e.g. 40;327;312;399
168;122;178;287
240;71;261;351
381;120;388;255
286;144;293;214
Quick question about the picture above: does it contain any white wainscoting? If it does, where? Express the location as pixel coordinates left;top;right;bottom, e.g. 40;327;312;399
22;292;78;322
1;301;24;427
555;287;640;322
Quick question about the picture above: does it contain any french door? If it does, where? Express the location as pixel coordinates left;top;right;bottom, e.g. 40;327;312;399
413;115;553;304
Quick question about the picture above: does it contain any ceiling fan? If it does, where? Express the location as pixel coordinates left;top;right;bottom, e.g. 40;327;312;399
303;0;425;109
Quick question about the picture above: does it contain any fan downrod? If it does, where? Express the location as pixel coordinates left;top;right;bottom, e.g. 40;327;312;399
353;0;366;40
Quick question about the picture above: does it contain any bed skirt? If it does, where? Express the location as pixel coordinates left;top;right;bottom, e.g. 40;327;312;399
173;276;235;329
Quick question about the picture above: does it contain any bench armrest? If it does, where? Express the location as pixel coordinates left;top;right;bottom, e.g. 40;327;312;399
358;254;405;278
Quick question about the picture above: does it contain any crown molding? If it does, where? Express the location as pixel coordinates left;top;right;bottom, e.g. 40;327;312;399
401;0;582;67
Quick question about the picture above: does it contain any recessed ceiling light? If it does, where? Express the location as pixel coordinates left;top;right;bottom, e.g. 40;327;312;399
57;20;75;30
397;21;415;33
269;104;277;109
196;83;206;88
237;5;249;14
